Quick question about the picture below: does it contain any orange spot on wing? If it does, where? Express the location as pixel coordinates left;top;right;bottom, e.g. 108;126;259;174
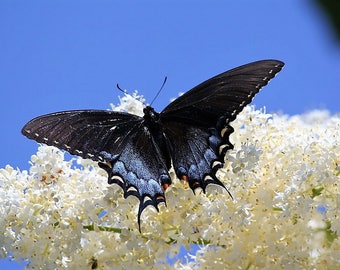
161;183;169;192
192;181;200;189
181;175;189;182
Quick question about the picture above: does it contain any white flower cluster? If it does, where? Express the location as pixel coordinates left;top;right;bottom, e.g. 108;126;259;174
109;90;145;116
1;94;339;269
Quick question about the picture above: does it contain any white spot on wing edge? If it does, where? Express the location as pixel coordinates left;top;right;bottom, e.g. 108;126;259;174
64;144;71;150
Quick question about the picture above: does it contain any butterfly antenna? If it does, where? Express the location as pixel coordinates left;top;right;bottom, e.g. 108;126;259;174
150;76;167;106
116;83;142;103
116;83;126;94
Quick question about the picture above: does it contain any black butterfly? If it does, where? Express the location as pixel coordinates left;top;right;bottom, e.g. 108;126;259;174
22;60;284;229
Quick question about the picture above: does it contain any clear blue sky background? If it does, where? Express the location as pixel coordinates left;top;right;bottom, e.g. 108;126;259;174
1;0;339;269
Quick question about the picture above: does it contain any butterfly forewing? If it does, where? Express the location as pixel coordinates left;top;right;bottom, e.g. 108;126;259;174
161;60;284;127
22;110;143;161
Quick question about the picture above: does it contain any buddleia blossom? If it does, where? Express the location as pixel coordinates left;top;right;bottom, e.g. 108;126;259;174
0;93;339;269
109;90;145;116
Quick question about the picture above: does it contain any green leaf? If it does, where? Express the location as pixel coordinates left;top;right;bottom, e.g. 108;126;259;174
311;187;324;198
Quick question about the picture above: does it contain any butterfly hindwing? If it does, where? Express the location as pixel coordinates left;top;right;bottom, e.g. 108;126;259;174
162;121;225;191
98;123;172;227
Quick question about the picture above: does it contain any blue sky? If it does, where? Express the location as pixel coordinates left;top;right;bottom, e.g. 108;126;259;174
0;1;339;268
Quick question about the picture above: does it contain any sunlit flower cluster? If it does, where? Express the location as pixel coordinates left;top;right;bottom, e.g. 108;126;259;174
1;93;339;269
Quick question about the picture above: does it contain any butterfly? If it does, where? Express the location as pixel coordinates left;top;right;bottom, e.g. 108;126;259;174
22;60;284;230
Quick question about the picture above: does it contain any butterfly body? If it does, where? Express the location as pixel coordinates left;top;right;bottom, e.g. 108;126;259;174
22;60;284;229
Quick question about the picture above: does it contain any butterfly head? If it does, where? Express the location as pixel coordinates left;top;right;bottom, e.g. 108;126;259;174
143;106;160;124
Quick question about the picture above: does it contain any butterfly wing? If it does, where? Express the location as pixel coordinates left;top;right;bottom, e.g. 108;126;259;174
22;110;172;229
162;60;284;126
162;122;226;192
22;110;143;161
98;123;171;229
161;60;284;190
